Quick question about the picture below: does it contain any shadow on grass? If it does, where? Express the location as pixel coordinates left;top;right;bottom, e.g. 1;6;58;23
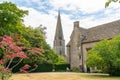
80;73;120;78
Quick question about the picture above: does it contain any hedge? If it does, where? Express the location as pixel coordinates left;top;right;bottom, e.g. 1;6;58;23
9;62;70;73
54;63;70;71
109;67;120;76
33;63;53;72
9;62;53;73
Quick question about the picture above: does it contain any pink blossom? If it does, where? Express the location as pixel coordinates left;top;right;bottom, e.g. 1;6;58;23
19;64;31;73
34;64;38;67
16;52;28;58
5;36;13;44
1;68;10;73
0;59;3;64
10;45;22;51
28;47;43;54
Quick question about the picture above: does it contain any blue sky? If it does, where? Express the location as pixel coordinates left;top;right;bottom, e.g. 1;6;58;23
0;0;120;47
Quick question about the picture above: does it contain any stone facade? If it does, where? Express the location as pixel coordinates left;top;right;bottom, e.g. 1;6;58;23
67;21;81;69
67;20;120;72
53;11;65;57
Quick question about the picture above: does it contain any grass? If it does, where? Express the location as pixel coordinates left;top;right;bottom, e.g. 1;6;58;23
10;72;120;80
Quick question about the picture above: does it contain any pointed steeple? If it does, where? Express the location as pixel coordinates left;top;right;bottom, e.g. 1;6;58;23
54;11;64;40
53;11;65;57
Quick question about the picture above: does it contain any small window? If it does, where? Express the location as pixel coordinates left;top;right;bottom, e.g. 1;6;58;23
86;48;92;51
60;41;62;46
60;50;62;55
59;36;62;39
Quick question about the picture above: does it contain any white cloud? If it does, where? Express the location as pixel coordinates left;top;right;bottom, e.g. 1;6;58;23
20;6;75;47
49;0;109;13
19;1;120;46
61;13;74;44
16;0;120;48
20;7;57;47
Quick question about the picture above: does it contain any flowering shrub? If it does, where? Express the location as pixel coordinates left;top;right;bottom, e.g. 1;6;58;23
0;35;39;80
28;47;44;54
19;64;31;73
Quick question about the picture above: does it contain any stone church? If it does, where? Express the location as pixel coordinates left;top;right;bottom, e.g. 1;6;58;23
54;12;120;72
67;20;120;72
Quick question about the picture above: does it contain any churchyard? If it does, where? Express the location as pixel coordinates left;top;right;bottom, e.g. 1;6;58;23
10;73;120;80
0;1;120;80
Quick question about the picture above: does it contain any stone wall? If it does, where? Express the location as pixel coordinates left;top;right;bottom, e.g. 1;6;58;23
82;41;98;72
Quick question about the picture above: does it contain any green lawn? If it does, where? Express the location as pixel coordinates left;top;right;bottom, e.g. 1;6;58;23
10;72;120;80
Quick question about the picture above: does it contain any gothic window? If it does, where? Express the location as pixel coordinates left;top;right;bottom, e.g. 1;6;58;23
59;36;62;39
60;41;62;46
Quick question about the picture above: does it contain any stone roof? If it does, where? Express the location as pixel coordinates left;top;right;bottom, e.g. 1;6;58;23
82;20;120;43
79;27;87;35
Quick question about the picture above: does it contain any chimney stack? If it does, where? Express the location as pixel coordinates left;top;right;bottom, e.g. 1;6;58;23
74;21;79;27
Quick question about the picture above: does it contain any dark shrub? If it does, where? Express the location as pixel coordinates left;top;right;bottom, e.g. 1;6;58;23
109;67;120;76
54;63;70;72
10;62;53;73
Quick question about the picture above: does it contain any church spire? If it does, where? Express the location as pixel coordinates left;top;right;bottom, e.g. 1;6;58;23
53;11;65;57
54;11;64;40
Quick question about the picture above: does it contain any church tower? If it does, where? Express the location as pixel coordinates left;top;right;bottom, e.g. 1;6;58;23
53;11;65;57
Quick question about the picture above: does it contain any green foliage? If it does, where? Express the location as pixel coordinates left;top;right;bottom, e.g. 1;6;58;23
12;62;70;72
105;0;120;7
22;27;45;47
87;36;120;76
0;2;28;35
10;62;53;73
33;63;53;72
44;48;59;64
9;62;24;73
23;53;47;64
92;70;103;73
54;64;70;72
87;39;107;68
71;67;80;72
0;65;12;80
12;34;30;48
37;25;47;38
0;2;67;75
109;67;120;76
55;55;67;64
42;43;66;64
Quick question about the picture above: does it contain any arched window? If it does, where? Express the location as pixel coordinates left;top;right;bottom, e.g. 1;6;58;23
60;41;62;46
59;36;62;39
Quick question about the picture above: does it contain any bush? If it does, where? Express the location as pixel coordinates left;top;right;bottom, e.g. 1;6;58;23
54;63;70;72
87;36;120;76
92;70;103;73
33;63;53;72
10;62;71;73
9;62;24;73
71;67;80;72
109;67;120;76
10;62;53;73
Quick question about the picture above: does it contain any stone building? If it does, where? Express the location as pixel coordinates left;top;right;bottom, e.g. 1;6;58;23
53;11;65;57
67;20;120;72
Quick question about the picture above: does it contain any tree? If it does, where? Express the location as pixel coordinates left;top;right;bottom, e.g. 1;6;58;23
87;36;120;76
0;2;67;73
0;2;28;35
105;0;120;7
22;26;45;48
0;2;49;64
37;25;47;38
0;35;39;80
22;26;66;64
